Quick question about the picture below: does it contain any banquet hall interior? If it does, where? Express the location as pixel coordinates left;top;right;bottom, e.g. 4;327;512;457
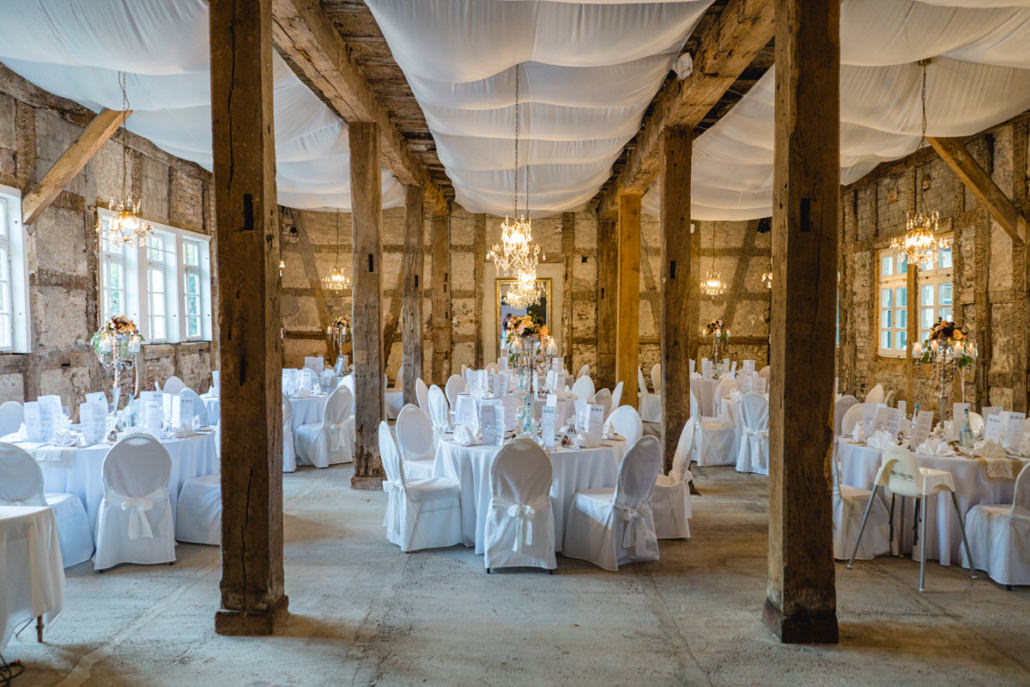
1;0;1030;685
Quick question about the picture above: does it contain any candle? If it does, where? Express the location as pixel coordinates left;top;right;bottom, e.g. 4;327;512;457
129;334;141;353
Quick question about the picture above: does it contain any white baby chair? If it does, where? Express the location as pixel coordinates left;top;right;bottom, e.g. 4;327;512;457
849;445;975;591
378;421;462;552
590;388;612;421
830;437;889;561
444;374;467;410
834;395;858;436
962;463;1030;587
484;438;557;573
650;364;662;395
0;442;93;567
295;386;354;468
427;385;451;434
175;473;221;545
691;392;736;466
0;400;23;436
395;404;437;481
563;435;662;571
606;405;643;445
94;433;176;571
864;383;885;404
415;378;430;413
282;393;296;473
610;381;624;418
162;375;186;395
735;393;770;476
652;420;693;539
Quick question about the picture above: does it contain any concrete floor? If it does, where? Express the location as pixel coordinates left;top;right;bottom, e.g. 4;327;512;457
6;464;1030;687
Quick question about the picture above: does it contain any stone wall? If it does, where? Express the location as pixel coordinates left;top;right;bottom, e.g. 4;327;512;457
0;66;217;410
838;112;1030;414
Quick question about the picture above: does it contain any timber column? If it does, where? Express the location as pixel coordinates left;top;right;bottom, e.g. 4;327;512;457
431;212;451;385
350;122;385;490
210;0;287;635
616;193;642;409
764;0;840;643
401;185;424;406
596;220;618;389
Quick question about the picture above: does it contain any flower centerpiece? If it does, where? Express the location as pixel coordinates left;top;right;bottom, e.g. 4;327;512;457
90;315;143;411
701;319;730;362
912;319;977;419
327;315;351;361
503;315;547;391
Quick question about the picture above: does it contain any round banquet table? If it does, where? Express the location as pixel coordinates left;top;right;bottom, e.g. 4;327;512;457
287;394;328;430
433;436;626;554
0;506;64;653
4;431;219;533
836;436;1015;565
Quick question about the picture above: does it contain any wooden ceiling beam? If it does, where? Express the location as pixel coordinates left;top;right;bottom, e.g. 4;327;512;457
597;0;774;218
271;0;448;214
928;136;1027;244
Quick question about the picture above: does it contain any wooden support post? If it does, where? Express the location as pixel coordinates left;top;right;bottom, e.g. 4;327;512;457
350;122;385;490
431;213;451;385
561;212;576;372
210;0;287;636
905;263;918;405
22;108;130;226
597;220;618;389
473;213;487;368
616;194;642;409
401;185;424;406
764;0;839;644
660;128;692;474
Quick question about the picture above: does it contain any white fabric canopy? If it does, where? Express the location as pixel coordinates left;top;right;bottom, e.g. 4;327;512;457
0;0;405;211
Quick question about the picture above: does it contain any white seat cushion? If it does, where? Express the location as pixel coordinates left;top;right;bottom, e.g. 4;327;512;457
571;488;616;525
404;457;436;481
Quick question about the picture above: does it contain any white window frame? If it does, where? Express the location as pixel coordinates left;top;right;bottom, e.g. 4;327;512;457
877;249;909;358
0;185;30;353
98;209;212;343
916;237;954;343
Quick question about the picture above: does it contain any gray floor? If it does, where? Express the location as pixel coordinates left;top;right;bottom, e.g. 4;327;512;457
7;464;1030;687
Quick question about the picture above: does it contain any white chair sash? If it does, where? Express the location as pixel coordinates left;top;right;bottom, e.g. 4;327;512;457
327;422;349;452
381;479;404;535
616;503;647;550
494;495;550;553
745;427;769;440
108;486;168;540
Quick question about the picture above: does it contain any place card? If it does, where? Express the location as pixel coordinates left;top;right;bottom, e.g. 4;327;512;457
540;406;556;450
985;413;1005;444
23;401;41;442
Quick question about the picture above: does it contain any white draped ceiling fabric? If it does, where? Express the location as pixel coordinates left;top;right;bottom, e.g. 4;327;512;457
0;0;405;212
1;1;1030;220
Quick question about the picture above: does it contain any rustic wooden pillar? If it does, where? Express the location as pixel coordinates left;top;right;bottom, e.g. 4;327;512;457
764;0;839;644
561;212;576;372
616;194;642;409
660;127;692;473
473;213;487;368
210;0;287;635
349;122;385;490
905;263;918;405
401;185;424;406
431;213;451;385
597;220;618;389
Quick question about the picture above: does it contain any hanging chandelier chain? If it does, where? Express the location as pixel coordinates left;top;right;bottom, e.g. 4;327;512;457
119;71;129;200
513;63;520;218
919;58;929;144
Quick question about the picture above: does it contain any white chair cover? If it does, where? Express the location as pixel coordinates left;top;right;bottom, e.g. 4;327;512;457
590;388;612;421
415;377;430;413
175;473;220;545
179;388;209;427
865;383;885;404
834;395;858;436
94;433;175;570
563;435;661;571
610;381;624;415
0;442;93;567
606;405;643;445
650;364;662;395
295;386;354;468
962;464;1030;585
427;384;451;433
303;356;325;373
162;375;186;395
484;438;556;571
282;393;296;472
395;404;437;481
831;441;889;561
576;364;590;379
758;366;771;382
571;375;595;416
691;392;736;466
445;374;467;410
840;403;865;436
378;421;462;552
714;378;738;417
637;368;648;396
0;401;23;436
735;393;769;476
653;420;693;539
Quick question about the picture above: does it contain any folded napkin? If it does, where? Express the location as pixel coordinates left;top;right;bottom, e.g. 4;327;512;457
173;423;196;438
452;424;477;446
574;431;598;449
865;430;896;449
292;388;312;399
975;439;1006;460
852;422;868;444
917;438;955;456
34;445;76;468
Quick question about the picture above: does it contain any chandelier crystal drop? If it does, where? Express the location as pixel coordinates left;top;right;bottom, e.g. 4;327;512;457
98;71;152;247
321;211;351;291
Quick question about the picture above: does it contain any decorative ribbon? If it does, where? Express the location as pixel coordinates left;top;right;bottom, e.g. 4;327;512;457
109;487;167;540
744;427;769;440
616;503;648;550
327;422;349;453
0;494;46;507
494;496;550;553
381;479;404;535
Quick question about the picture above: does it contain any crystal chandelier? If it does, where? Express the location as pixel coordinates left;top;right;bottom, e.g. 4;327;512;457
98;72;152;247
321;211;351;291
891;60;943;265
504;268;545;309
699;223;726;297
488;64;544;282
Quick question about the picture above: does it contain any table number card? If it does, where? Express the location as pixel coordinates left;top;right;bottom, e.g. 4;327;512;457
985;414;1005;444
540;406;556;450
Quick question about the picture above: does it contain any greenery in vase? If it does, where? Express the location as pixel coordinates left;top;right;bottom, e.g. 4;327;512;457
918;319;974;368
89;315;143;355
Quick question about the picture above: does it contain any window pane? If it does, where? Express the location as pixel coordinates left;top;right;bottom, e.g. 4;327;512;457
921;307;935;329
152;318;165;341
151;294;165;317
187;316;199;339
150;267;164;293
110;290;122;315
109;263;121;289
184;241;198;266
186;296;198;317
186;273;199;295
881;309;892;328
939;283;953;306
896;286;906;304
897;254;908;273
881;289;892;308
938;244;953;269
920;284;934;306
897;308;907;329
897;330;907;350
881;256;893;276
881;331;891;350
939;307;952;321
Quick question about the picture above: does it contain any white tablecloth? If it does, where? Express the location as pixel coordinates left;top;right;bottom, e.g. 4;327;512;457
7;432;219;532
1;506;64;653
201;393;220;425
837;437;1015;565
288;394;328;430
433;437;626;554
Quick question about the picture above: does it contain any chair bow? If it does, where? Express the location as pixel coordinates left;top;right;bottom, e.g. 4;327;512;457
616;503;649;550
494;496;549;553
745;427;769;439
327;422;349;453
111;488;166;540
381;479;404;536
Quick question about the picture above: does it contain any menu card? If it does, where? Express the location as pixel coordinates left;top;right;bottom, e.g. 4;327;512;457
80;402;106;444
540;406;556;450
39;395;62;443
479;401;503;446
145;402;163;439
743;360;755;374
588;404;605;444
23;401;41;441
85;391;108;408
172;395;194;430
494;373;509;397
911;410;934;448
985;413;1005;444
1002;411;1026;452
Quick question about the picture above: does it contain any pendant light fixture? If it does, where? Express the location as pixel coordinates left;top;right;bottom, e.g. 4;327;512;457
321;210;351;291
699;223;726;297
97;71;152;247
